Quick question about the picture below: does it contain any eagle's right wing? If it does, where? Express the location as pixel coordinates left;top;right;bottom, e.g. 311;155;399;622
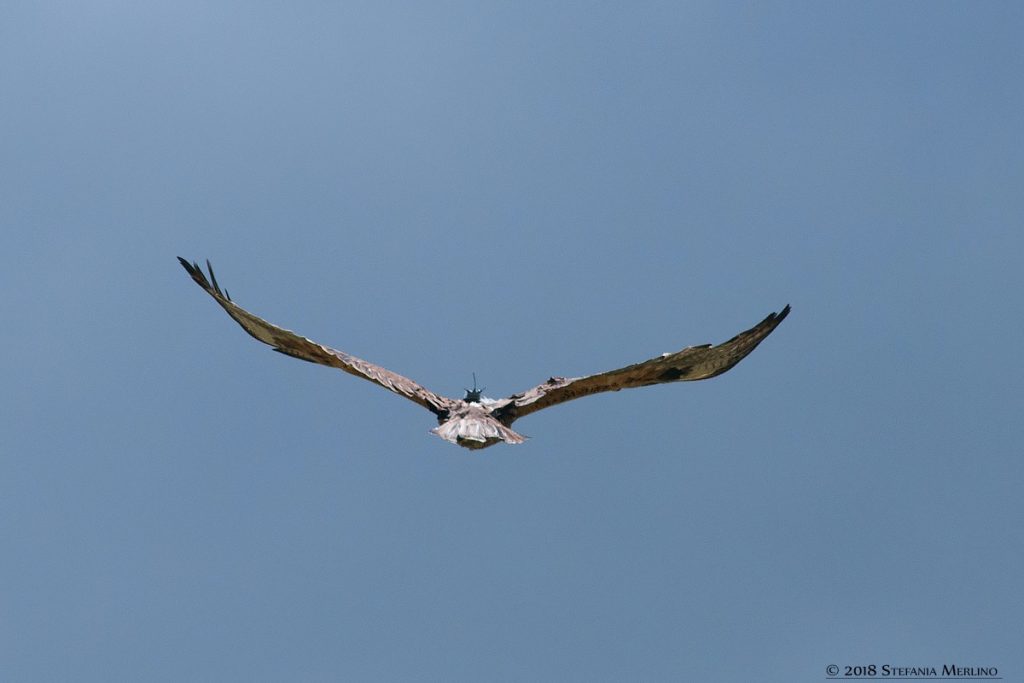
178;258;456;417
501;305;790;421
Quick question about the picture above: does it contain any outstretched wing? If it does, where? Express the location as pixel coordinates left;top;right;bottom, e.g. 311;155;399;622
178;258;456;416
503;305;790;420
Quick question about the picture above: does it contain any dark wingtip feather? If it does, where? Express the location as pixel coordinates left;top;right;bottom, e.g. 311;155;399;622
179;256;235;302
177;256;201;280
765;304;792;326
178;256;206;286
205;259;223;296
178;256;224;299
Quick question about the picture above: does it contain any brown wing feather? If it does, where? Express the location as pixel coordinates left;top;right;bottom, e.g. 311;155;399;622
503;305;790;421
178;258;456;417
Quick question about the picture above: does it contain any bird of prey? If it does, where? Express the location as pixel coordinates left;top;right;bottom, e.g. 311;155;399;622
178;258;790;450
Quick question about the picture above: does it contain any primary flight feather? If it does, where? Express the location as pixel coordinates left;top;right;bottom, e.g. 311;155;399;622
178;258;790;450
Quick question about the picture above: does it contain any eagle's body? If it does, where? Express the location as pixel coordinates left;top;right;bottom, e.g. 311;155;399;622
178;258;789;450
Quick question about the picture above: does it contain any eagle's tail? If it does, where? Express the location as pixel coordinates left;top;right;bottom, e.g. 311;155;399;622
431;415;527;450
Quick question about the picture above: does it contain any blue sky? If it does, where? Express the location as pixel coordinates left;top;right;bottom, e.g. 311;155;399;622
2;1;1021;681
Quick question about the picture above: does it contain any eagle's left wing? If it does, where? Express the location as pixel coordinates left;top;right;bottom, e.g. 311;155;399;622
178;258;456;417
498;305;790;422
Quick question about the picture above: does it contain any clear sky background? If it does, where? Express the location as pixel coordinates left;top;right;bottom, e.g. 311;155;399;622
2;2;1021;681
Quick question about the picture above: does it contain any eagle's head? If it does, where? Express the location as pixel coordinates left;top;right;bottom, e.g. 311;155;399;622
463;373;484;403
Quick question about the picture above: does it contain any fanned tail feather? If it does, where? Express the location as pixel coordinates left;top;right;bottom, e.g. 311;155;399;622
432;415;526;450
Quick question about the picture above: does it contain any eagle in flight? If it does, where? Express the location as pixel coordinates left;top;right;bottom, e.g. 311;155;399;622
179;258;790;450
